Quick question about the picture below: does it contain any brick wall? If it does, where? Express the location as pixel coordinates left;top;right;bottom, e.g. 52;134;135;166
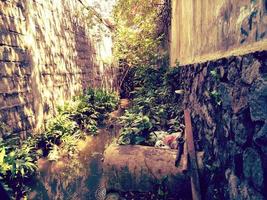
0;0;118;137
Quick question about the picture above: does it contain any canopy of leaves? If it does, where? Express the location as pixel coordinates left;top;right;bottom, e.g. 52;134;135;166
113;0;164;67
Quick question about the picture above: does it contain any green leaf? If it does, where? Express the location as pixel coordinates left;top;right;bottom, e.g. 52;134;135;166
134;136;146;144
0;148;5;164
20;168;25;176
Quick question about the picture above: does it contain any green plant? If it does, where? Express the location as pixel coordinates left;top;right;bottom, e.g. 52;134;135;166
85;88;119;112
54;88;118;134
209;69;223;106
60;132;82;157
57;97;99;133
85;88;119;124
47;114;80;136
0;88;119;199
0;148;11;176
35;88;119;158
118;112;153;145
47;145;60;161
113;0;169;67
118;65;184;146
0;134;37;199
210;90;222;106
210;69;220;81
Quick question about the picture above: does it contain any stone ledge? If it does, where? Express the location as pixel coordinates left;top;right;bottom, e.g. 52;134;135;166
103;143;204;198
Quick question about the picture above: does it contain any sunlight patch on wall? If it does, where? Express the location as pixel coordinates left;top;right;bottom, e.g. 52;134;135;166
0;0;119;134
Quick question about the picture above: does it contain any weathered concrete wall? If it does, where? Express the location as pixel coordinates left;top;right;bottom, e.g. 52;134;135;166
0;0;118;137
170;0;267;66
176;51;267;199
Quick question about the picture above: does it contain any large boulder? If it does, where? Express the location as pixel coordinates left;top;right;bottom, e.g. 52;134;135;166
102;143;203;199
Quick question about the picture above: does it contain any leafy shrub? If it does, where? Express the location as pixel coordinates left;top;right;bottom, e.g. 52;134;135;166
0;134;38;198
113;0;170;67
57;95;99;133
118;112;152;145
36;88;119;157
85;88;119;124
119;65;184;146
0;88;119;199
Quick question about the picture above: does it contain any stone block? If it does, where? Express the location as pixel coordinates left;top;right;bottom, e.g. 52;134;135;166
231;116;248;146
0;46;10;61
249;80;267;121
218;83;232;109
232;85;249;114
227;62;240;83
103;143;204;198
241;59;261;85
254;123;267;150
243;148;264;189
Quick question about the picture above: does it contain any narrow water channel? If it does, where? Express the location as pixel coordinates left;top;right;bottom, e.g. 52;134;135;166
29;126;119;200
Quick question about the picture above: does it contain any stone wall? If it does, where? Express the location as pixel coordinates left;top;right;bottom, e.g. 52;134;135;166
170;0;267;66
0;0;118;137
177;51;267;199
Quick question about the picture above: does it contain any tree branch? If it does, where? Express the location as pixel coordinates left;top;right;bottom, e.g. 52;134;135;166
76;0;114;30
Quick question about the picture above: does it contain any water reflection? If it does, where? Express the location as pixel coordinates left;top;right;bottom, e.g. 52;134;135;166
29;126;118;200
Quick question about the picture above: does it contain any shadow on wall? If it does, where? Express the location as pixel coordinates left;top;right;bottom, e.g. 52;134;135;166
72;21;96;90
0;48;34;139
0;0;35;139
0;0;116;137
72;16;119;91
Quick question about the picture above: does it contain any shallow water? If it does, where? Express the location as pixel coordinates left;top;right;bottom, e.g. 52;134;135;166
29;126;118;200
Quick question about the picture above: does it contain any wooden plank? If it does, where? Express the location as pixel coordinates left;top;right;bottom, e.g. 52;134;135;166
184;109;202;200
181;141;188;173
